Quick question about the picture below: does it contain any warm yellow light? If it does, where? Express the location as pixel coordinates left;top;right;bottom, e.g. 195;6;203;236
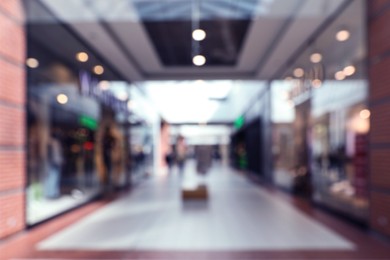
335;71;346;80
76;52;89;62
193;55;206;66
293;68;304;78
192;29;206;41
98;80;110;90
359;109;370;119
310;53;322;63
343;65;356;76
336;30;350;42
285;76;293;81
312;79;322;88
93;65;104;75
26;58;39;68
57;94;68;104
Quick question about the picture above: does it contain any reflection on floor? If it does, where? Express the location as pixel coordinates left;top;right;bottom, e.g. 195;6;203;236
37;161;354;251
27;186;101;225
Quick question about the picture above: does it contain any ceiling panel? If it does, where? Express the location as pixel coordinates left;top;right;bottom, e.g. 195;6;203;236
257;0;348;79
143;19;251;66
24;0;359;82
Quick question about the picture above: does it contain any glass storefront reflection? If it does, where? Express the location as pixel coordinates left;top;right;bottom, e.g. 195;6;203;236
310;81;369;220
26;37;128;224
130;123;154;183
273;0;368;221
27;83;103;224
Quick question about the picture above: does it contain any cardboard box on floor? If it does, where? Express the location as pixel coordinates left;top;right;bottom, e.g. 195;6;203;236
182;184;208;199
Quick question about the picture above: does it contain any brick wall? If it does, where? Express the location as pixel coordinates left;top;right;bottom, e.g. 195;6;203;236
0;0;26;239
368;0;390;237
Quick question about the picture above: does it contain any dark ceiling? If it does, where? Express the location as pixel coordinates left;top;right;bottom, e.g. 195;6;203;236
132;0;256;67
143;19;251;66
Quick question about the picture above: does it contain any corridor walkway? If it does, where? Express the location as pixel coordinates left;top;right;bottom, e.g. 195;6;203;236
1;161;390;259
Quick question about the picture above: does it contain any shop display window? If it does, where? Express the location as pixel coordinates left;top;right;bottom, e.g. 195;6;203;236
310;86;369;220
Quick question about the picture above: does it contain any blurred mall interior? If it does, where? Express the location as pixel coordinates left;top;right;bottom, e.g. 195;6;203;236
1;0;390;259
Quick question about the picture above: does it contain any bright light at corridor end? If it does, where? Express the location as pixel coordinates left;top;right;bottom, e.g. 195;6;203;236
192;29;206;41
193;55;206;66
56;94;68;104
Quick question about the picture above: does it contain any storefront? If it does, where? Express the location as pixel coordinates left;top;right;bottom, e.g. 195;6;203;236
275;0;369;221
310;81;369;221
25;24;130;225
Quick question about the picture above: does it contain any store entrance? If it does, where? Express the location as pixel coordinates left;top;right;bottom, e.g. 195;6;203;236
245;118;262;175
230;117;263;177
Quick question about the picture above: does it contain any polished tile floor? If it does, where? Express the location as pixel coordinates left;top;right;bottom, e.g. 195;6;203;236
1;161;390;259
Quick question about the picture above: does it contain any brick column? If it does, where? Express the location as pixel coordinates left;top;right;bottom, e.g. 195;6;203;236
0;0;26;239
368;0;390;237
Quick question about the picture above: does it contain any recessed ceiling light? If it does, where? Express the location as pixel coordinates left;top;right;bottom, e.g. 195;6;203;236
193;55;206;66
76;52;89;62
312;79;322;88
310;53;322;63
359;109;370;119
98;80;110;90
336;30;350;42
93;65;104;75
26;58;39;68
293;68;304;78
343;65;356;76
192;29;206;41
57;94;68;104
335;71;346;80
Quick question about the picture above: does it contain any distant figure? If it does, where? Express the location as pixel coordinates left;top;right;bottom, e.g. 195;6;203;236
175;135;187;174
46;130;63;199
102;126;115;192
213;145;222;163
196;145;213;175
165;145;175;172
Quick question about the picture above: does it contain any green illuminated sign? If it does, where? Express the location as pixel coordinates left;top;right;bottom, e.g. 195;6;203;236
234;116;245;129
79;115;98;130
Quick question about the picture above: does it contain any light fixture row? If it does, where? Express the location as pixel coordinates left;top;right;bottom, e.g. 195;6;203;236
286;28;353;83
192;29;206;66
26;52;105;75
335;65;356;80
